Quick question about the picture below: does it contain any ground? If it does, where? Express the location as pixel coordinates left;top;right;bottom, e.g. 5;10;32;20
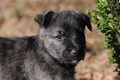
0;0;120;80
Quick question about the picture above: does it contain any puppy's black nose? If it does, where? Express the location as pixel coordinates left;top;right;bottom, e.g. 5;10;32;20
71;50;77;56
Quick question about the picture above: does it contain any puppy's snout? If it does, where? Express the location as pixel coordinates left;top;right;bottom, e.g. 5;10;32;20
71;50;77;56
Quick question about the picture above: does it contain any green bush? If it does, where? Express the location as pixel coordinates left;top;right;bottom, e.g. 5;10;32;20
87;0;120;75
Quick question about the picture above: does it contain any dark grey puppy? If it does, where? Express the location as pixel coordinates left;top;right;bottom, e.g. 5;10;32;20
0;10;92;80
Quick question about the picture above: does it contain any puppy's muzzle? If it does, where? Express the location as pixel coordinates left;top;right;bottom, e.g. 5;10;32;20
63;49;78;59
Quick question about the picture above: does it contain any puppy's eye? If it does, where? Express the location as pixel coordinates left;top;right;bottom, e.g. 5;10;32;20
77;32;80;36
77;32;82;36
56;35;62;39
76;32;83;38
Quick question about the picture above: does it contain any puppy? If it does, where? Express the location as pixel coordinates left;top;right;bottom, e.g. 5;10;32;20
0;10;92;80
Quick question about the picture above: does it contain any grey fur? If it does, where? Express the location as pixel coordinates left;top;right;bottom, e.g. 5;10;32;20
0;10;92;80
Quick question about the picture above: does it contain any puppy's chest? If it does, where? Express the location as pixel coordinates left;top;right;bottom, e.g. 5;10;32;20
24;59;74;80
28;69;73;80
28;69;74;80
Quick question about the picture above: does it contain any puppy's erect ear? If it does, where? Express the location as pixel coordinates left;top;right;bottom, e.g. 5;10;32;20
34;10;55;28
73;10;92;31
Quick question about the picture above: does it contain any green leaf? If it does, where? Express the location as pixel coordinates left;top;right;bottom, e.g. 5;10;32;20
108;22;113;29
108;13;113;18
97;14;102;19
118;37;120;44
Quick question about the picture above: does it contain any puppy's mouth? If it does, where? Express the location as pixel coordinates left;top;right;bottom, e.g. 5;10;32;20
64;59;79;64
71;60;79;64
59;59;80;70
60;54;83;65
60;58;81;66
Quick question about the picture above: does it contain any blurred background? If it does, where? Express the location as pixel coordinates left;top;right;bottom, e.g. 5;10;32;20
0;0;120;80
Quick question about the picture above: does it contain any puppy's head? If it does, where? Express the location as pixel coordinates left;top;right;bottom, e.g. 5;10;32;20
35;10;92;68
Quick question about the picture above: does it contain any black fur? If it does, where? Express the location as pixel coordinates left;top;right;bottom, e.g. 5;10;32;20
0;10;91;80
